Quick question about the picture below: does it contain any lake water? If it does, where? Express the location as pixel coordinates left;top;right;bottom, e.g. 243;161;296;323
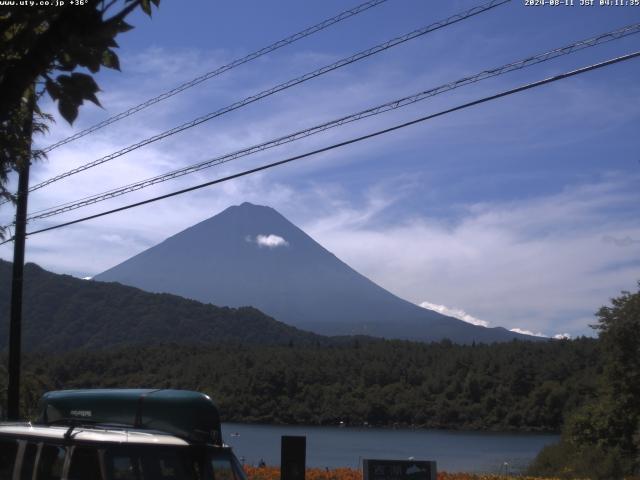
221;423;558;474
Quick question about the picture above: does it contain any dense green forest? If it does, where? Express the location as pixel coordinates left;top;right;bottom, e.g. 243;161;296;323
1;337;599;432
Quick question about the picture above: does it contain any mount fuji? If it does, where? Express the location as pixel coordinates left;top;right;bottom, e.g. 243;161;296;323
94;202;540;344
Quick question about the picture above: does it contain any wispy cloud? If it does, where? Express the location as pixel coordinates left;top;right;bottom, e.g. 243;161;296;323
420;301;489;327
602;235;640;247
509;328;572;340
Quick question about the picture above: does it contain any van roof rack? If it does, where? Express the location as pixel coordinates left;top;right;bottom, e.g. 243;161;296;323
35;389;222;445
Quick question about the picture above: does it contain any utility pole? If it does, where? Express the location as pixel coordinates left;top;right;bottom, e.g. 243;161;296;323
7;88;34;420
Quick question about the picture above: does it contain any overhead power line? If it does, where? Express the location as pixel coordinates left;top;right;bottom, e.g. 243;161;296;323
40;0;390;154
1;49;636;245
25;0;510;194
23;22;640;222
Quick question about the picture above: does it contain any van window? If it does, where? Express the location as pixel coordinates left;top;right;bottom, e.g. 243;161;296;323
68;447;102;480
0;439;17;479
148;451;192;479
106;446;198;480
110;454;140;480
37;444;66;480
20;443;38;480
210;452;246;480
210;457;235;480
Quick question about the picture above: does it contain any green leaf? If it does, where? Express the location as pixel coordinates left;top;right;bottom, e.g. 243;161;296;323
57;51;75;71
85;92;101;107
70;72;98;89
117;21;134;33
140;0;152;16
57;75;83;103
45;79;61;101
70;72;102;106
58;98;78;124
57;73;102;108
102;49;120;71
68;45;101;73
87;54;102;73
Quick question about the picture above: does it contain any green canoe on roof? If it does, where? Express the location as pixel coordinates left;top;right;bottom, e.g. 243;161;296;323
35;389;222;445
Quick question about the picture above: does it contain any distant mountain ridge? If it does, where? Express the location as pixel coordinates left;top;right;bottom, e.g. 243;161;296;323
0;260;327;351
95;202;540;344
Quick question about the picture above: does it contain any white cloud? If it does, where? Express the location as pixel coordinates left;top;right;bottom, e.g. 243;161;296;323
99;234;130;246
304;174;640;337
553;333;571;340
420;301;489;327
255;234;289;249
510;328;546;338
509;330;570;340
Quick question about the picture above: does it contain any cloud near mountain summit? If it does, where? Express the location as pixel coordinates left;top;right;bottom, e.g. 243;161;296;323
255;234;289;248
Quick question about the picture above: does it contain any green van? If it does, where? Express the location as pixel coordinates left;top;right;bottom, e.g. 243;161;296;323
0;389;248;480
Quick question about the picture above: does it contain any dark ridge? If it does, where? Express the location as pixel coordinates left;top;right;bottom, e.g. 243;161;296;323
0;259;329;352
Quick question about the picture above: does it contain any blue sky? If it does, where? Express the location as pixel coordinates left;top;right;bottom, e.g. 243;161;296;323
1;0;639;337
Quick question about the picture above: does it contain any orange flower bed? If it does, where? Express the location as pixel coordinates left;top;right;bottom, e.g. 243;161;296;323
244;466;361;480
243;465;558;480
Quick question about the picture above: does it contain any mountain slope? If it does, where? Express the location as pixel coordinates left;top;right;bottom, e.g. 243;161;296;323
0;260;326;351
95;202;540;344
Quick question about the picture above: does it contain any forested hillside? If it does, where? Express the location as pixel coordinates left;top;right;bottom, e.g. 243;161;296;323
0;259;605;434
0;260;326;350
527;285;640;479
4;338;600;432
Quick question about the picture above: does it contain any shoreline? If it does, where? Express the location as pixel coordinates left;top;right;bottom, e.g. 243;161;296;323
223;420;561;436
